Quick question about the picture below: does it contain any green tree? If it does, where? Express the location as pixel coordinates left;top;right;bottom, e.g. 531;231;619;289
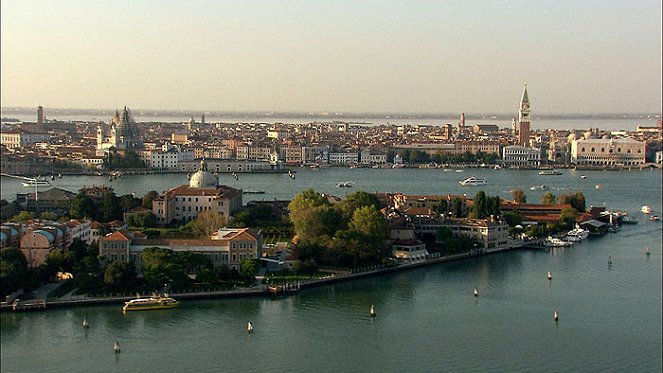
141;191;159;209
470;191;488;218
503;211;524;227
541;192;557;205
431;200;449;216
338;191;380;222
197;268;218;283
288;190;340;241
451;197;465;218
141;247;190;289
436;226;453;241
512;189;527;204
239;258;258;278
39;211;59;221
190;210;226;237
9;211;35;222
119;194;140;212
100;192;122;222
0;248;28;296
69;192;96;220
103;261;137;290
559;207;578;228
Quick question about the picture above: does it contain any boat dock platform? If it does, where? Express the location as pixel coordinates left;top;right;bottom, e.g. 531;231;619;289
10;299;47;312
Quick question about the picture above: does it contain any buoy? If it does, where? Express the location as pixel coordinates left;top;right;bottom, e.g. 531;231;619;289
554;311;559;322
247;321;253;334
370;305;376;317
547;271;552;280
113;341;121;353
83;318;89;329
473;288;478;297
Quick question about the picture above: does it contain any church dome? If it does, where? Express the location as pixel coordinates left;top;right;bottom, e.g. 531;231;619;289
189;159;218;188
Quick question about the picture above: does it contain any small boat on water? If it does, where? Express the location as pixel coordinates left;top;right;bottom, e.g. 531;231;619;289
580;175;587;179
566;228;589;241
455;169;464;173
122;295;179;312
650;215;660;222
530;185;548;191
370;305;376;317
21;179;51;187
539;169;562;175
546;236;573;247
620;215;638;224
242;190;265;194
459;176;486;186
641;205;652;214
337;181;354;188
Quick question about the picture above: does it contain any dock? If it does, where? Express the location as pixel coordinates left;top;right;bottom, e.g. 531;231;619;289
11;299;47;312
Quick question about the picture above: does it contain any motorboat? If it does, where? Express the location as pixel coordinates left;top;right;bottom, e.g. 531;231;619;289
455;169;464;173
336;181;354;188
459;176;487;186
539;169;562;175
620;215;638;224
650;215;660;222
530;185;548;191
122;295;179;312
580;175;587;179
641;205;652;214
21;179;51;187
242;190;265;194
546;236;573;247
566;228;589;241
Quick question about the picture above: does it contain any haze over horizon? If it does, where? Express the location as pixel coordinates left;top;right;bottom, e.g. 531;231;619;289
2;1;661;114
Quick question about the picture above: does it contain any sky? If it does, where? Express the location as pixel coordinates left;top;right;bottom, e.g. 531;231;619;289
1;0;661;114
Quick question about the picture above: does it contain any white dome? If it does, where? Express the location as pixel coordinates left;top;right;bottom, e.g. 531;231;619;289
189;160;218;188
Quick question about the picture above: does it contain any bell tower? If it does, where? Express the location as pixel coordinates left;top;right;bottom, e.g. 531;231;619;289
517;81;531;147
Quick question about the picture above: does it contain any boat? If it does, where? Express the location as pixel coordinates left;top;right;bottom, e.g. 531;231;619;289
455;169;464;173
21;179;51;187
580;175;587;179
641;205;652;214
566;228;589;241
459;176;487;186
538;169;562;175
337;181;354;188
493;165;502;170
530;185;548;191
546;236;573;247
242;190;265;194
621;215;638;224
595;184;602;190
607;225;620;233
650;215;660;222
122;295;179;312
57;173;62;178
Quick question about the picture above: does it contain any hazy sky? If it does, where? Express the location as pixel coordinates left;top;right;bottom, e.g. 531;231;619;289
1;0;661;114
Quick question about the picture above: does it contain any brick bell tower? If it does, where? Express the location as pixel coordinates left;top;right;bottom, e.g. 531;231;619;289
518;81;531;147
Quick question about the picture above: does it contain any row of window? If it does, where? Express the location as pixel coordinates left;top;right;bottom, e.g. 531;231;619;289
580;147;642;154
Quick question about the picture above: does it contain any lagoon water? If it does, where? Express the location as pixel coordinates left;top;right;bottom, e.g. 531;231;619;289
1;168;662;372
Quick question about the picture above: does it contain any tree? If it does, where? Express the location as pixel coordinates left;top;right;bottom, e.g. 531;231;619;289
559;207;578;228
288;190;340;241
470;191;488;219
10;211;35;222
103;261;137;290
100;192;122;222
541;192;557;205
436;226;453;241
141;191;159;209
69;193;96;220
119;194;140;212
451;197;465;218
338;191;380;222
239;258;258;279
190;210;226;237
503;211;524;227
431;200;448;216
39;211;59;221
512;189;527;204
0;248;28;296
197;268;218;284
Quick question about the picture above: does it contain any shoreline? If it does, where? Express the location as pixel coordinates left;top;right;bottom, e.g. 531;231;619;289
1;245;525;313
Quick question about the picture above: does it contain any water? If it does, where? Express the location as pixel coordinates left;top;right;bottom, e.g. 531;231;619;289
1;169;661;372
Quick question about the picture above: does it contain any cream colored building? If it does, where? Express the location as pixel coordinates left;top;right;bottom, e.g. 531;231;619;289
571;137;645;166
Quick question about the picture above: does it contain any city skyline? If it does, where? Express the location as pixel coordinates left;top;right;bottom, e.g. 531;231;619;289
1;1;661;114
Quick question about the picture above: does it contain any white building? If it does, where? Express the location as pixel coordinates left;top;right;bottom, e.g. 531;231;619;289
571;137;645;166
0;131;51;150
360;150;387;165
502;145;541;167
329;151;359;165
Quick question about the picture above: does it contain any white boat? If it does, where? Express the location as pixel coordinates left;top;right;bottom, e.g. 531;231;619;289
641;205;652;214
580;175;587;179
539;169;562;175
455;169;464;173
336;181;354;188
21;179;51;187
459;176;487;186
546;236;573;247
530;185;548;191
493;165;502;170
566;228;589;241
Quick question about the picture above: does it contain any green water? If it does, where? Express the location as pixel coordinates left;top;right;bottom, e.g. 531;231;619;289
1;169;661;372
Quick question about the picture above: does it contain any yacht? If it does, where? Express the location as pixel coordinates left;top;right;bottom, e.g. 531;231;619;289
580;175;587;179
546;236;573;247
459;176;487;186
21;179;51;187
641;205;652;214
566;228;589;241
538;169;562;175
122;295;179;312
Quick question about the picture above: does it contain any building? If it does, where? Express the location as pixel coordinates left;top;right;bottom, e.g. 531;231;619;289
16;187;76;214
99;227;262;272
152;159;242;225
570;137;645;166
0;130;51;150
442;217;509;250
96;107;144;155
502;145;541;167
518;82;531;147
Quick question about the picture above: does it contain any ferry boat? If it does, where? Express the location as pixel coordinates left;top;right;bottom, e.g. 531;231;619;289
21;179;51;187
459;176;487;186
122;295;179;312
641;205;652;214
566;228;589;241
538;169;562;175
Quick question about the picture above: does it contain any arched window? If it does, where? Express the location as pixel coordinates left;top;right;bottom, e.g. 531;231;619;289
582;147;585;152
627;149;631;153
617;148;622;152
601;148;605;152
591;147;595;152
